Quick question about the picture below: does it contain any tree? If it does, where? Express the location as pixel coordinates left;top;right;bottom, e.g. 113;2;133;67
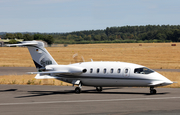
84;35;91;41
5;33;14;39
92;35;101;41
44;35;54;45
9;39;17;44
23;34;33;41
74;36;83;42
34;34;44;40
105;27;110;37
101;34;108;41
15;33;23;39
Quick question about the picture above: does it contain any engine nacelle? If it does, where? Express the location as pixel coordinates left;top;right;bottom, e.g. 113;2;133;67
45;65;86;74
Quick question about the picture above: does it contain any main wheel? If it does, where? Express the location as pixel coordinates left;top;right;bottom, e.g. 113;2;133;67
150;89;157;94
153;89;157;94
75;87;81;94
96;87;102;92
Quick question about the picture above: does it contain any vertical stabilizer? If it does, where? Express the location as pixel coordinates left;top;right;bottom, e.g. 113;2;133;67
10;41;58;70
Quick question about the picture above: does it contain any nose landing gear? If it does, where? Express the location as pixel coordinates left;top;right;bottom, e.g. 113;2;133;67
75;82;82;94
75;87;81;94
150;87;157;94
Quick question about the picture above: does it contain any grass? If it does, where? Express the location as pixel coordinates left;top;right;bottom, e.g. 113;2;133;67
158;71;180;88
1;43;180;69
0;74;72;86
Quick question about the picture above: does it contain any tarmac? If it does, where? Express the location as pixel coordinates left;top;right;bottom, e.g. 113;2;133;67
0;85;180;115
0;67;36;76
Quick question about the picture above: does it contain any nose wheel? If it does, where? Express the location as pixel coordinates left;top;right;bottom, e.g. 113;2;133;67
75;82;82;94
150;87;157;94
75;87;81;94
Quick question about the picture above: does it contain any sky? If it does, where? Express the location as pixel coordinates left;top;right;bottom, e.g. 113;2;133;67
0;0;180;33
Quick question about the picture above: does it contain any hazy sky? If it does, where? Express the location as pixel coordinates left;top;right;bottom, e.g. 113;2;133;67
0;0;180;33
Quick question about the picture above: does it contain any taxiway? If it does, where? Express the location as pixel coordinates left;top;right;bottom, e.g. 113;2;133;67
0;85;180;115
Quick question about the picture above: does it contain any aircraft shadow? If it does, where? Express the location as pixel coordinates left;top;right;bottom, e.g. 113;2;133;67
15;87;121;98
0;89;17;92
15;88;169;98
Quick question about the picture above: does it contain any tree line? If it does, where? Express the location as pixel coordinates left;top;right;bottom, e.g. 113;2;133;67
1;33;54;45
52;25;180;44
1;25;180;44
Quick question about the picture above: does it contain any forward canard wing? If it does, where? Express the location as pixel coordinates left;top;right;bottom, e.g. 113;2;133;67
148;81;164;86
148;81;173;86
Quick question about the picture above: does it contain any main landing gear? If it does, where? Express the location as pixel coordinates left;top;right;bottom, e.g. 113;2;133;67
74;83;103;94
96;87;102;92
150;87;157;94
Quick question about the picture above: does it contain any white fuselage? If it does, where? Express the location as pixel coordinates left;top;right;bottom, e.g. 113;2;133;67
48;61;172;87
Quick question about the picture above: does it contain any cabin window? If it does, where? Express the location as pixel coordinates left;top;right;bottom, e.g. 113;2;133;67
117;68;121;73
97;68;100;73
104;69;106;73
134;67;154;74
125;69;128;73
110;68;113;73
90;68;93;73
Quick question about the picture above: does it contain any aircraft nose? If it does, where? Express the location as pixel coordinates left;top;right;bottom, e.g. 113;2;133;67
164;80;173;85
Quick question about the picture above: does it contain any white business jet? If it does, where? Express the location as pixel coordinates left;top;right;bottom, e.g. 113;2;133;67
10;41;173;94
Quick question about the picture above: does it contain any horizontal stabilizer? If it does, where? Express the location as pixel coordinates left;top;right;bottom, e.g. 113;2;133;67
28;69;84;75
28;70;69;75
6;42;38;47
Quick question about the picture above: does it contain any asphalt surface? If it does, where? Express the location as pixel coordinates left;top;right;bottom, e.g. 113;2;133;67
0;67;180;76
0;85;180;115
0;67;37;75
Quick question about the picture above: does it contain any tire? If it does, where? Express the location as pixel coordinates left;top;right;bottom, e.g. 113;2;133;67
150;89;157;94
96;87;102;92
153;89;157;94
75;87;81;94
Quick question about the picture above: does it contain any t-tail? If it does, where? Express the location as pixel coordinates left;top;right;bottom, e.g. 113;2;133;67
8;41;58;70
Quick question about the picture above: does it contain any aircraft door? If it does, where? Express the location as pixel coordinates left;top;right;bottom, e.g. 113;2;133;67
123;68;130;77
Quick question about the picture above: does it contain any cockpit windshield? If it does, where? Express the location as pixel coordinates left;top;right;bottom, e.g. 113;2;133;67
134;67;154;74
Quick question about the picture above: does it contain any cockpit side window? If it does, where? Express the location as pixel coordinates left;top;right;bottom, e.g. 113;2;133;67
134;67;154;74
